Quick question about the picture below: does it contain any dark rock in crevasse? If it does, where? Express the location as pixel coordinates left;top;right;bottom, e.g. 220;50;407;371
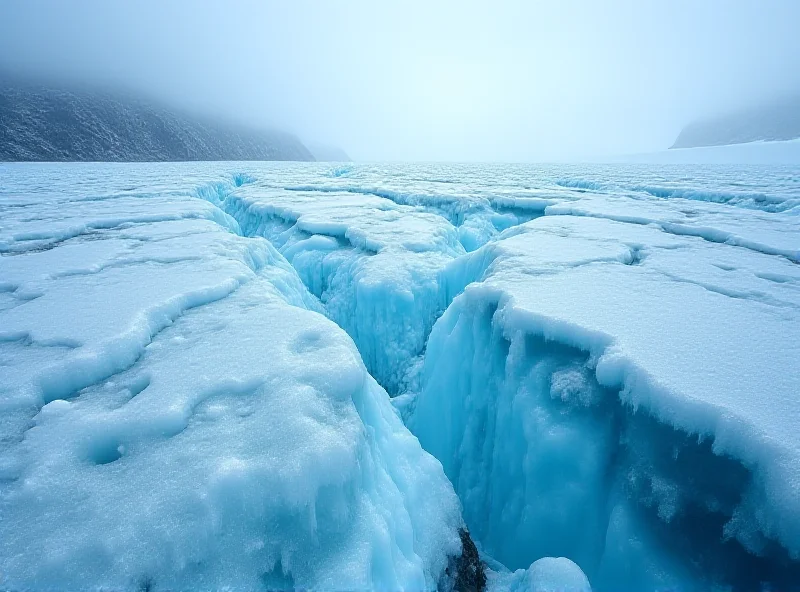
444;528;487;592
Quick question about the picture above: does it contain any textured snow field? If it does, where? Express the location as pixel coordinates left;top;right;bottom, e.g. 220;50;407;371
1;161;799;591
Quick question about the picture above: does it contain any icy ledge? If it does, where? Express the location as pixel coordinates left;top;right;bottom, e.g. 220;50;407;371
2;278;464;589
411;215;800;590
0;171;466;589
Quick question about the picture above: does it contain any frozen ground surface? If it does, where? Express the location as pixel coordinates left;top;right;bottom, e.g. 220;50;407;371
1;160;799;591
607;138;800;165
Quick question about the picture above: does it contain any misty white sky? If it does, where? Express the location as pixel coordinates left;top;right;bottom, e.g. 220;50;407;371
1;0;799;161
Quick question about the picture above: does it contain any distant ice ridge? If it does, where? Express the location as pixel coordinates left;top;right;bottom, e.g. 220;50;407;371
556;177;800;213
0;164;464;590
606;138;800;165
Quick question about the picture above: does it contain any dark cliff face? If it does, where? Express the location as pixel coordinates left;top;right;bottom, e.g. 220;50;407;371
0;84;315;162
671;96;800;149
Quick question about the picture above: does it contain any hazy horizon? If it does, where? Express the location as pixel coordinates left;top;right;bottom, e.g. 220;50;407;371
2;0;799;162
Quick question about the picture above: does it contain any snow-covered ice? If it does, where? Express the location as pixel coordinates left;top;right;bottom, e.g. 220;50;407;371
488;557;592;592
0;164;462;590
1;160;799;590
608;138;800;165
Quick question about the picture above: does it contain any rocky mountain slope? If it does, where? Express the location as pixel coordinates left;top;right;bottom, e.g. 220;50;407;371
0;83;314;162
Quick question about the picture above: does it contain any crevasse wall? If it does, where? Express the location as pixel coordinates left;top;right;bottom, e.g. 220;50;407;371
193;168;800;591
0;165;469;590
195;177;458;395
410;289;800;591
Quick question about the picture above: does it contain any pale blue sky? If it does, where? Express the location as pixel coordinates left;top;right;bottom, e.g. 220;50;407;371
1;0;798;161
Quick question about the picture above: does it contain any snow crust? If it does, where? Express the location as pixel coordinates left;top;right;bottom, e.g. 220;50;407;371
0;163;462;590
2;160;799;591
489;557;592;592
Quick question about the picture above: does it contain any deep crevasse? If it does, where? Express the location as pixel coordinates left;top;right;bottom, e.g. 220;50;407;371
191;173;601;589
3;161;800;591
194;175;467;395
195;169;800;590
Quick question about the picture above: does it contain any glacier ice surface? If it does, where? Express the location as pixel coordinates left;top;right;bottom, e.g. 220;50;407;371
0;164;463;590
2;159;800;590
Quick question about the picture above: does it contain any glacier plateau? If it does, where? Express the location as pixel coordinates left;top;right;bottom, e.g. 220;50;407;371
1;161;799;591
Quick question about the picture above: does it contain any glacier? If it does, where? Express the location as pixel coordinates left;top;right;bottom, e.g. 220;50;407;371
1;160;799;591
